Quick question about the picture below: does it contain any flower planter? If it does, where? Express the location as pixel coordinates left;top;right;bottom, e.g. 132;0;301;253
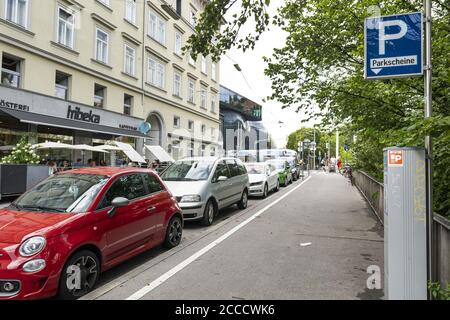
0;164;49;200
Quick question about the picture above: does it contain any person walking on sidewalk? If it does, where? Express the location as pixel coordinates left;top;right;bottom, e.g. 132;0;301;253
337;157;342;174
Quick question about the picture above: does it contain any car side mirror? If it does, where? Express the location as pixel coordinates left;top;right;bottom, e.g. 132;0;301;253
217;176;228;182
107;197;129;217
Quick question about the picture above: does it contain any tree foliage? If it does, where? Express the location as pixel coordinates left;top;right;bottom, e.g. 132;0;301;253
187;0;450;216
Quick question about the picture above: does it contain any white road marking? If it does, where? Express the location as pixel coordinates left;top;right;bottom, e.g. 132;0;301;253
126;176;312;300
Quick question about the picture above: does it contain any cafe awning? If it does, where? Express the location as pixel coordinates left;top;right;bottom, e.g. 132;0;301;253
113;141;146;163
144;145;174;162
0;108;149;139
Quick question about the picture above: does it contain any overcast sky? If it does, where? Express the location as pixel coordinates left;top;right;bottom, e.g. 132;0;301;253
219;0;318;148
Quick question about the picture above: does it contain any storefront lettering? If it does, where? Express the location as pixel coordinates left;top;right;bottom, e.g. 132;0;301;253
0;99;30;112
119;124;138;131
67;105;100;124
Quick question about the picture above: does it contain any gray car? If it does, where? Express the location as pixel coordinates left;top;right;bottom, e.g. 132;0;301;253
160;157;250;226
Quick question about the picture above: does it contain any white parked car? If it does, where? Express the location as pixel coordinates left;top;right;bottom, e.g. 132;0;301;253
244;162;280;198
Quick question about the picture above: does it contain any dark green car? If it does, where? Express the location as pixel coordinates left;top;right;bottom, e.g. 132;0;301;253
266;159;293;187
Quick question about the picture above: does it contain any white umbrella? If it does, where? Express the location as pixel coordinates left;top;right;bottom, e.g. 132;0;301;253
72;144;109;153
32;141;75;149
93;145;123;151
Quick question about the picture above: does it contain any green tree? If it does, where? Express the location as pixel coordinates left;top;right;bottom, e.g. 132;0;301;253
187;0;450;216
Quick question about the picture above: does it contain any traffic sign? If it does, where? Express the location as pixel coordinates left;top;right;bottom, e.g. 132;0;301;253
344;144;350;152
365;12;423;79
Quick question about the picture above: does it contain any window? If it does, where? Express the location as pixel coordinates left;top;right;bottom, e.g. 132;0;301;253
188;120;194;131
188;52;195;66
125;0;136;24
188;79;195;103
200;87;207;109
171;140;181;160
55;71;70;100
210;147;216;157
57;7;75;48
175;0;182;15
143;174;164;194
211;128;216;139
174;31;182;56
226;159;240;177
148;11;165;45
95;28;109;64
211;63;217;81
124;44;136;76
5;0;28;27
148;58;165;89
201;124;206;135
188;142;194;157
98;174;146;209
200;144;205;157
201;56;207;74
210;93;216;113
124;94;133;115
1;55;21;88
94;84;106;108
173;72;182;97
173;116;180;128
213;161;229;182
189;9;197;27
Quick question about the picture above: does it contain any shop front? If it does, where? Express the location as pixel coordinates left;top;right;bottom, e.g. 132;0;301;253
0;85;149;167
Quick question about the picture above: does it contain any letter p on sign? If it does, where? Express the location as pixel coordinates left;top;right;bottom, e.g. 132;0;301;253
388;150;403;167
379;20;408;55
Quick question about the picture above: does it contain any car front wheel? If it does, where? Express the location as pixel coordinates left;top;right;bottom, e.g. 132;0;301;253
164;215;183;248
58;250;100;300
201;199;216;226
262;183;268;198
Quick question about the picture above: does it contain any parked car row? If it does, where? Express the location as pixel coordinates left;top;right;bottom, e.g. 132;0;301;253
0;155;302;300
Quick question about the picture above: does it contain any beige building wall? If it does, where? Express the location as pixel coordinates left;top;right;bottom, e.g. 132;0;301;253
0;0;220;159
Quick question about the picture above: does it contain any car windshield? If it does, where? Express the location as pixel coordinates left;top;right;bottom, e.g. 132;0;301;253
245;164;265;174
267;161;284;170
12;174;108;213
283;158;295;166
161;160;214;181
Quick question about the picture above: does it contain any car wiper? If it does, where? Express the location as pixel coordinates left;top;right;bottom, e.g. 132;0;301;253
8;203;22;211
19;205;67;213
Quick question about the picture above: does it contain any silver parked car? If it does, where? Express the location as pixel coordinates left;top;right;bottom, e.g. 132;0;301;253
160;157;250;226
245;162;280;198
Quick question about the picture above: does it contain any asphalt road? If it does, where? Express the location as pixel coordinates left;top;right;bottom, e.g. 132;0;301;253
80;171;384;300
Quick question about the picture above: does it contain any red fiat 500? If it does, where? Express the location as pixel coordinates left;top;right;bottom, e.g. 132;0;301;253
0;167;182;300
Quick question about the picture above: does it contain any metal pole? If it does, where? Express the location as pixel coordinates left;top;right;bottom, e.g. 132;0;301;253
336;128;339;160
424;0;434;298
313;128;316;170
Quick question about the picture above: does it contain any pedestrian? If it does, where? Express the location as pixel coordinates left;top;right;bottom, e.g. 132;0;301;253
90;159;97;167
337;157;342;174
48;160;58;175
99;159;107;166
73;158;83;168
60;159;70;171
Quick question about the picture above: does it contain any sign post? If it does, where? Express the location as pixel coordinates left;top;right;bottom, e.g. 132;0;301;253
424;0;434;294
364;5;433;298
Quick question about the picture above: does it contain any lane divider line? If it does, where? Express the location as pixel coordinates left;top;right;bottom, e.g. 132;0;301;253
125;175;312;300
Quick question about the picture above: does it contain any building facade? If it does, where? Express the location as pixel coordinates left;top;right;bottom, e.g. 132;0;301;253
0;0;220;163
220;85;272;161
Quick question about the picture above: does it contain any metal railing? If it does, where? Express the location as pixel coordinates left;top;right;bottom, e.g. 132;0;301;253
352;170;384;224
353;170;450;289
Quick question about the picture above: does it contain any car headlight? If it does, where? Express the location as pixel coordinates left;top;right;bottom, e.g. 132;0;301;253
180;195;201;203
19;236;46;257
23;259;46;273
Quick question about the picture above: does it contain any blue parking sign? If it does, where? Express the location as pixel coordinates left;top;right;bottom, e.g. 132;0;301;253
365;12;423;79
